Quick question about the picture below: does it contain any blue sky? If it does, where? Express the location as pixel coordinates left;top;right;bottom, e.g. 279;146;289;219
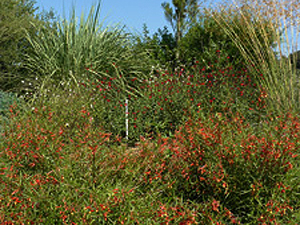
33;0;298;55
34;0;219;35
34;0;175;35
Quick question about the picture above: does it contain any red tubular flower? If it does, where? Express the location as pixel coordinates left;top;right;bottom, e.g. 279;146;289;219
211;199;220;212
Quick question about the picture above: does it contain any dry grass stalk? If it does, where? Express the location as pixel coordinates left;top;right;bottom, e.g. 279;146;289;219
207;0;300;115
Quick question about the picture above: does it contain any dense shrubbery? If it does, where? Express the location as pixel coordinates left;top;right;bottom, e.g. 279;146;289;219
1;101;299;224
0;0;300;224
78;51;268;143
0;91;25;135
0;91;20;117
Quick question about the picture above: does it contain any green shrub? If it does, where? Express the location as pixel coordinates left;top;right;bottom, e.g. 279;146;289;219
135;112;300;224
80;51;267;144
0;91;22;134
0;70;299;224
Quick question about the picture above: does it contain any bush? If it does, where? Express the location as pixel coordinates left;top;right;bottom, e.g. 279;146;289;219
80;51;268;144
1;100;299;224
134;112;300;224
1;1;299;224
179;16;245;69
0;90;24;134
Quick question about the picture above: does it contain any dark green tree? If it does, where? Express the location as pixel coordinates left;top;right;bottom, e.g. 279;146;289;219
0;0;57;92
161;0;202;62
179;15;248;70
0;0;38;91
287;50;300;78
133;24;176;69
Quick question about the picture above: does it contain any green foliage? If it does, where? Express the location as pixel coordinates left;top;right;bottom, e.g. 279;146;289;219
179;16;245;68
152;113;300;224
74;51;267;144
0;0;58;92
0;90;23;134
133;25;176;69
162;0;203;62
0;0;37;91
1;0;300;224
21;2;151;103
0;100;299;224
0;91;19;116
179;7;281;74
209;0;300;115
161;0;200;37
288;50;300;70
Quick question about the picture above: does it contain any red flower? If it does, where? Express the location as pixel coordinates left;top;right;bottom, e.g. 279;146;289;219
212;199;220;212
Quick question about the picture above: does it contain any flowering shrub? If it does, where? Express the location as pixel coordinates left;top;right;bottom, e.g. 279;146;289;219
1;0;300;223
131;112;300;224
81;52;268;144
0;43;299;225
0;86;299;224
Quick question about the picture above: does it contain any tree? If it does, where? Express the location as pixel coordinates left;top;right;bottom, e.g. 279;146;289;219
161;0;202;62
0;0;38;90
179;16;241;66
133;24;176;69
0;0;57;92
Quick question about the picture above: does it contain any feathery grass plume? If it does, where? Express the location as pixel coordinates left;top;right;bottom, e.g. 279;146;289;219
22;1;150;104
208;0;300;116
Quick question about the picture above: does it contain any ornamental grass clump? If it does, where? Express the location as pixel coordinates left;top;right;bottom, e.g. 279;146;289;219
21;2;150;103
209;0;300;116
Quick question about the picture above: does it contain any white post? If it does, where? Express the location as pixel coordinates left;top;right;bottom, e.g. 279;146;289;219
125;99;128;139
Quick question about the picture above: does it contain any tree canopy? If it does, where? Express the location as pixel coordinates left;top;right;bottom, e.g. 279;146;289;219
0;0;56;92
161;0;203;62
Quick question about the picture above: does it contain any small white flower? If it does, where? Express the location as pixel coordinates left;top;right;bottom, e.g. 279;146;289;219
21;80;25;83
